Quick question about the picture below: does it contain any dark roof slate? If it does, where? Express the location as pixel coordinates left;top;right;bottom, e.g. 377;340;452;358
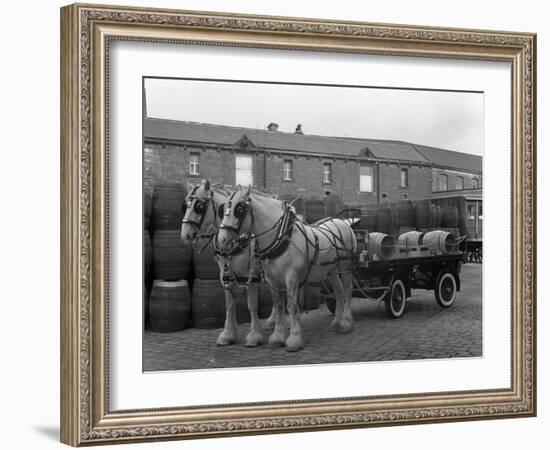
414;144;482;173
144;118;480;170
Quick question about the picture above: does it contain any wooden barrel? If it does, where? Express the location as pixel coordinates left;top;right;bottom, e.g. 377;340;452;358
423;230;457;255
144;147;161;197
152;230;192;281
375;208;392;234
393;200;415;229
442;206;459;227
396;230;426;258
434;206;443;228
304;286;320;311
193;243;219;279
144;230;152;277
144;192;153;230
456;196;468;237
415;200;435;229
233;285;274;323
398;227;416;234
305;199;327;223
359;214;377;231
149;280;191;332
325;195;342;218
192;279;229;329
367;232;395;260
152;183;187;230
280;194;305;217
443;227;461;238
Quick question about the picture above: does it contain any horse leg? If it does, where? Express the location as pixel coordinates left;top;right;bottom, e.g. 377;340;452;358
327;272;344;329
216;285;238;346
265;289;278;330
339;272;355;332
327;272;352;334
285;278;304;352
245;283;265;347
268;290;287;347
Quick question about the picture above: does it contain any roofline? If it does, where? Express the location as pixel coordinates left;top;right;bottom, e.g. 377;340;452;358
430;164;482;175
145;117;480;159
143;136;434;166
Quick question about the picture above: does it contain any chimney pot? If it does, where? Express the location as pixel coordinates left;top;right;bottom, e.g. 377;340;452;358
294;124;303;135
267;122;279;132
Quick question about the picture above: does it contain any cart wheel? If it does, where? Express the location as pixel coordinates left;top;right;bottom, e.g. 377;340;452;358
384;279;407;319
435;272;457;308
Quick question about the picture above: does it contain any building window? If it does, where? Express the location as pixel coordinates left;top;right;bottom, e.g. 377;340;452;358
189;153;200;175
323;163;332;183
456;176;464;190
439;174;448;191
283;160;293;181
472;178;480;189
360;163;373;192
235;154;253;186
400;168;409;188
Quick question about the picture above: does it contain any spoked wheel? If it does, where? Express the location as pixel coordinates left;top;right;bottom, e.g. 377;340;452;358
384;278;407;319
435;272;457;308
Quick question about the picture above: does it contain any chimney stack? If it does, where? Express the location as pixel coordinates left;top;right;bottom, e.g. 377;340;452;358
267;122;279;132
294;124;303;135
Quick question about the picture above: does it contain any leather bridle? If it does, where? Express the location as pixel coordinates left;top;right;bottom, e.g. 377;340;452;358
181;187;219;240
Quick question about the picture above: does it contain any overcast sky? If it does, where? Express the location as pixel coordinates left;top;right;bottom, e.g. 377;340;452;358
145;78;483;156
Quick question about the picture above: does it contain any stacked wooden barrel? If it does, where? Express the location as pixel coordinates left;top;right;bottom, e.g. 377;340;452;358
143;192;153;326
324;195;343;218
415;199;436;229
193;243;219;280
305;198;327;223
147;183;194;333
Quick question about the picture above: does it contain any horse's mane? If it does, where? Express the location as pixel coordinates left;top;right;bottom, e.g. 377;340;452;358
211;183;233;196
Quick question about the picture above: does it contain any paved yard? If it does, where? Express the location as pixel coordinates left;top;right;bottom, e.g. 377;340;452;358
144;263;482;371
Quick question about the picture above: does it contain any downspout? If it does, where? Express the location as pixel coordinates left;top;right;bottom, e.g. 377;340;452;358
376;162;380;205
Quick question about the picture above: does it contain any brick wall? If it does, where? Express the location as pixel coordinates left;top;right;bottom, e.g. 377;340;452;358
145;141;433;207
432;168;482;193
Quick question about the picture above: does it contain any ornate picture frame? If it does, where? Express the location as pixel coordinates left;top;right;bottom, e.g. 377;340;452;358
60;3;536;446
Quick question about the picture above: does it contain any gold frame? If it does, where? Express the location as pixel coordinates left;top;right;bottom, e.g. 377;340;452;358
60;3;536;446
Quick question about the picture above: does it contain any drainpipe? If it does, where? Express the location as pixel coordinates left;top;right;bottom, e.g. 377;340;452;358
376;162;380;205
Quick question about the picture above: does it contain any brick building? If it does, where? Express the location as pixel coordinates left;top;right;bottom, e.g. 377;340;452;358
143;118;482;205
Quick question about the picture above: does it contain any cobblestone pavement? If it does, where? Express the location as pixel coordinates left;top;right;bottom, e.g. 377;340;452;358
144;264;482;371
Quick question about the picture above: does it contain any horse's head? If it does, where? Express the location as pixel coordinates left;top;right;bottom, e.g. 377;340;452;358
217;185;253;250
180;179;223;244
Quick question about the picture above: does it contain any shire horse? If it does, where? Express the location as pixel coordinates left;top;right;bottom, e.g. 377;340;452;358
217;186;357;352
180;180;280;347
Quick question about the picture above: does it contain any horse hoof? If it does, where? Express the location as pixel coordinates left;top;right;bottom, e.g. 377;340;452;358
216;333;236;346
334;320;353;334
285;335;304;352
268;333;286;348
245;331;264;347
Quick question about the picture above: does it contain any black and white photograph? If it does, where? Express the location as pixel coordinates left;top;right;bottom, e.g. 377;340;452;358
142;77;483;371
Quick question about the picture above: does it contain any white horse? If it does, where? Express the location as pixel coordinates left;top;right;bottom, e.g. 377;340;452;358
180;180;281;347
217;186;357;352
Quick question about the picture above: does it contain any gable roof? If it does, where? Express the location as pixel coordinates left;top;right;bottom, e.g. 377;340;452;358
144;117;480;170
414;144;482;173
